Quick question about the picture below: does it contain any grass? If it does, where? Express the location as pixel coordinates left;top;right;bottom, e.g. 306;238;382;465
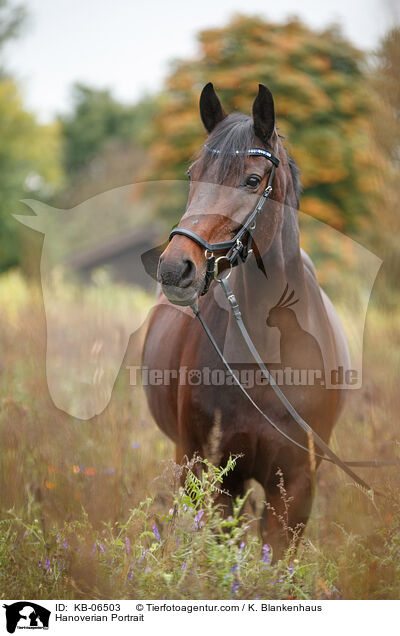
0;268;399;600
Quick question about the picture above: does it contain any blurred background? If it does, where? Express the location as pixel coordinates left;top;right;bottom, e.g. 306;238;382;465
0;0;400;599
1;0;399;279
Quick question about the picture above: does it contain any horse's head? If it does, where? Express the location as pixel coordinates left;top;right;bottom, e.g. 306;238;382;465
159;82;290;306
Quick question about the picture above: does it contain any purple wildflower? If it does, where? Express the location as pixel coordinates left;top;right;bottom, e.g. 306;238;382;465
44;557;51;572
127;567;134;581
181;563;187;571
239;541;245;551
23;530;28;538
131;442;140;450
125;537;130;554
98;543;105;554
261;544;271;568
231;579;240;595
288;563;294;575
152;523;161;543
331;585;342;599
192;509;204;530
63;540;68;551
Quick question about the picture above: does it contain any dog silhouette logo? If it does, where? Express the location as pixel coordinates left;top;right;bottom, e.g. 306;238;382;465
3;602;50;633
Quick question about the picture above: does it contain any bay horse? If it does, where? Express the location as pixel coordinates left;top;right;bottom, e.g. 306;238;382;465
142;83;350;558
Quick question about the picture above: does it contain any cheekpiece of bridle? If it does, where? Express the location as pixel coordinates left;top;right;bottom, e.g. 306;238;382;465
169;146;279;295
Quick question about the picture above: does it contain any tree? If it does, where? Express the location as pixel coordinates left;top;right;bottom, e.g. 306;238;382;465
365;25;400;288
0;0;25;64
147;15;381;231
0;1;62;271
371;27;400;163
59;84;158;178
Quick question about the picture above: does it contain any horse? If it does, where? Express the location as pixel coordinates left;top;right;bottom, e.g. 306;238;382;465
142;82;350;558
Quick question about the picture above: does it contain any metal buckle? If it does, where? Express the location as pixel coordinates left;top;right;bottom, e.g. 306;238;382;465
214;255;232;282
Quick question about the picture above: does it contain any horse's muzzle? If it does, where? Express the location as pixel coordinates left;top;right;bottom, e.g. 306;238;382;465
158;255;200;305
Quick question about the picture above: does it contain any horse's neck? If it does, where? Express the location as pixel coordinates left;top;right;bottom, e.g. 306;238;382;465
217;208;305;365
237;205;306;315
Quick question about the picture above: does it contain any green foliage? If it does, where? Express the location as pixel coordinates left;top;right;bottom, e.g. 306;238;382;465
59;84;158;177
1;456;400;600
0;79;63;270
147;15;381;231
0;1;63;271
0;0;26;63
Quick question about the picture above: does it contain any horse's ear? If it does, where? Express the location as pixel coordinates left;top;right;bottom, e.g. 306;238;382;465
200;82;227;133
252;84;275;143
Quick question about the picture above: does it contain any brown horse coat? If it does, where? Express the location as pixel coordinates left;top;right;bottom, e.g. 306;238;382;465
142;83;349;556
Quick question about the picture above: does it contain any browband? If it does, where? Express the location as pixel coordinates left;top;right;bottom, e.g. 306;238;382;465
204;144;280;167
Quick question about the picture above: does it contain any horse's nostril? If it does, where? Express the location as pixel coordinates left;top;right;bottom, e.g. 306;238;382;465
180;258;196;288
158;257;196;288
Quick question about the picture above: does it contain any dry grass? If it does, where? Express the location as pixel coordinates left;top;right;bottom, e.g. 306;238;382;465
0;268;399;599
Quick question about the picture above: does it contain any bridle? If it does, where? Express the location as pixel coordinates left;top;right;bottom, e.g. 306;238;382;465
166;143;398;498
169;147;279;295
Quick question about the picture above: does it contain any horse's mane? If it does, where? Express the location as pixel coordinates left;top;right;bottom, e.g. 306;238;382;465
197;113;302;207
287;153;302;208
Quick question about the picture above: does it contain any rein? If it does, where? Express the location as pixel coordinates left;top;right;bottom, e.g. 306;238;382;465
168;145;399;497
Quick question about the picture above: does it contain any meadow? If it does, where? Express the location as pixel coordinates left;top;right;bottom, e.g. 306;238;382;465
0;267;399;600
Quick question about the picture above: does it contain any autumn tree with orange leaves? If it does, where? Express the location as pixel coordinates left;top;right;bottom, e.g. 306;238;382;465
148;15;382;232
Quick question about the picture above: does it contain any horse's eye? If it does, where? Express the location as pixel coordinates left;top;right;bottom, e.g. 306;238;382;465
186;170;191;180
244;174;261;189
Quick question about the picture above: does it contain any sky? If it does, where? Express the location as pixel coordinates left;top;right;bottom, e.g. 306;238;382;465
3;0;396;123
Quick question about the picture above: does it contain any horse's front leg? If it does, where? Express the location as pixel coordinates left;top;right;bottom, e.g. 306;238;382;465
175;444;185;465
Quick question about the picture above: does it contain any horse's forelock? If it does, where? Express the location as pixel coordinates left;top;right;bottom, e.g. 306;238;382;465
197;113;255;183
196;113;301;208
